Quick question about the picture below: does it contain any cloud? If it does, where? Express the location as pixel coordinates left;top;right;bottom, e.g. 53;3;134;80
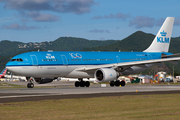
1;0;96;14
174;18;180;25
129;16;155;28
92;13;130;20
22;11;59;22
89;29;111;33
156;18;164;26
2;23;40;30
156;17;180;26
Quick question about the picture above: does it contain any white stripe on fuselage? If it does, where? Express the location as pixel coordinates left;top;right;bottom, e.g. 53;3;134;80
6;63;154;78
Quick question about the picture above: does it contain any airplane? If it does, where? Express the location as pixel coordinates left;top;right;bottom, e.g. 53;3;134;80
6;17;180;88
0;68;7;78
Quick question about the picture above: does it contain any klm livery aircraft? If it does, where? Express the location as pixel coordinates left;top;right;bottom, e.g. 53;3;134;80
6;17;180;88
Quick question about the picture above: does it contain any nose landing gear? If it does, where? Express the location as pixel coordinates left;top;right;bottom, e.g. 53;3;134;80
27;77;34;88
27;82;34;88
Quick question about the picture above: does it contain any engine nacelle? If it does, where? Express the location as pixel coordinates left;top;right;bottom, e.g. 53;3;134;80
94;68;117;82
34;78;54;84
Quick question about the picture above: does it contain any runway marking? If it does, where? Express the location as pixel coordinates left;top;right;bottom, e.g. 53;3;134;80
0;94;63;99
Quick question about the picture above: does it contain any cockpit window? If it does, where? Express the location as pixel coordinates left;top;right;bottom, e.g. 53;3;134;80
11;59;17;61
11;58;23;62
17;58;23;61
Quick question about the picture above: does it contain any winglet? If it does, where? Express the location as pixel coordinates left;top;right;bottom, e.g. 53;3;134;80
144;17;174;52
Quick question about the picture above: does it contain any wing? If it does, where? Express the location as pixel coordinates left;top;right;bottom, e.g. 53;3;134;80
76;57;180;72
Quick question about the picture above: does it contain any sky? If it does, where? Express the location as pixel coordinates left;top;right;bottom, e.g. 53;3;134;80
0;0;180;43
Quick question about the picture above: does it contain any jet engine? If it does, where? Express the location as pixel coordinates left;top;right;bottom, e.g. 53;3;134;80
34;78;54;84
94;68;117;82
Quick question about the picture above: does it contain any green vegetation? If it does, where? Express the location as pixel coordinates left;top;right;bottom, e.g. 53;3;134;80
1;94;180;120
83;31;154;51
0;56;11;71
0;40;24;56
0;37;117;56
83;31;180;53
46;37;117;51
0;82;25;88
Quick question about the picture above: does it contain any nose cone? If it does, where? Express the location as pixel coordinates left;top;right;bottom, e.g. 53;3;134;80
6;65;20;75
6;66;13;73
6;61;11;67
6;61;16;73
6;66;12;72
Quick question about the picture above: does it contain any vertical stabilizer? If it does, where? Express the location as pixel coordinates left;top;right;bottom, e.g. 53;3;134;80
144;17;174;52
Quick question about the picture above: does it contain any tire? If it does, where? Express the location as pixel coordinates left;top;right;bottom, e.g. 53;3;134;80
30;83;34;88
27;83;30;88
110;81;114;87
115;81;120;87
80;81;85;87
75;81;80;87
27;83;34;88
85;81;90;87
121;81;125;86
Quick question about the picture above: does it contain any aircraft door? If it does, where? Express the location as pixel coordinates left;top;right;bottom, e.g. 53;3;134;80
61;55;68;65
147;54;152;60
30;55;38;65
116;56;120;63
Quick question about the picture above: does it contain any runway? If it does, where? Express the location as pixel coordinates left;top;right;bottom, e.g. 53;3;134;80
1;81;180;103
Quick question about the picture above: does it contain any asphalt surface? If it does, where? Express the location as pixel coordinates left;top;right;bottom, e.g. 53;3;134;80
1;81;180;103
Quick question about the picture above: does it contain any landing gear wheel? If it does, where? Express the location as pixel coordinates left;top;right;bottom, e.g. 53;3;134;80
27;83;30;88
75;78;90;87
27;83;34;88
121;81;125;86
75;81;80;87
110;81;114;87
115;80;120;87
80;81;85;87
85;81;90;87
30;83;34;88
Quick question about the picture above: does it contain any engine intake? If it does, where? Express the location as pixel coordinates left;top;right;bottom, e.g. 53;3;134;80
94;68;117;82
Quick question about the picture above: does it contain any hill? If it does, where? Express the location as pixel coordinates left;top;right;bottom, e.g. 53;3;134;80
0;40;24;56
83;31;180;53
83;31;154;51
0;37;117;56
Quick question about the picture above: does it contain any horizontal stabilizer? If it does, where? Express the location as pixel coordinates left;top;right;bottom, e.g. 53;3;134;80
161;53;180;58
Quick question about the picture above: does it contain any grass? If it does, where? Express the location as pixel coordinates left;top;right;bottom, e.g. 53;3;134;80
0;82;26;88
0;94;180;120
0;82;70;89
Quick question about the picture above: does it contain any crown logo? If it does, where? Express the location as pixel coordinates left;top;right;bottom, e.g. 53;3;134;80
160;30;167;36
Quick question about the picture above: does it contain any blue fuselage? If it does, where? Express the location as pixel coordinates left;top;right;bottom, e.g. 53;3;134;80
6;51;172;78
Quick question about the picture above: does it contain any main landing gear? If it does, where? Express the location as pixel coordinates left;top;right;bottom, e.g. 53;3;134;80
27;77;34;88
75;78;90;87
110;80;125;87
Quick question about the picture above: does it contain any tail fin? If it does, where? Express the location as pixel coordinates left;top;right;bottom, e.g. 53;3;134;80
0;68;7;78
1;68;7;75
144;17;174;52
